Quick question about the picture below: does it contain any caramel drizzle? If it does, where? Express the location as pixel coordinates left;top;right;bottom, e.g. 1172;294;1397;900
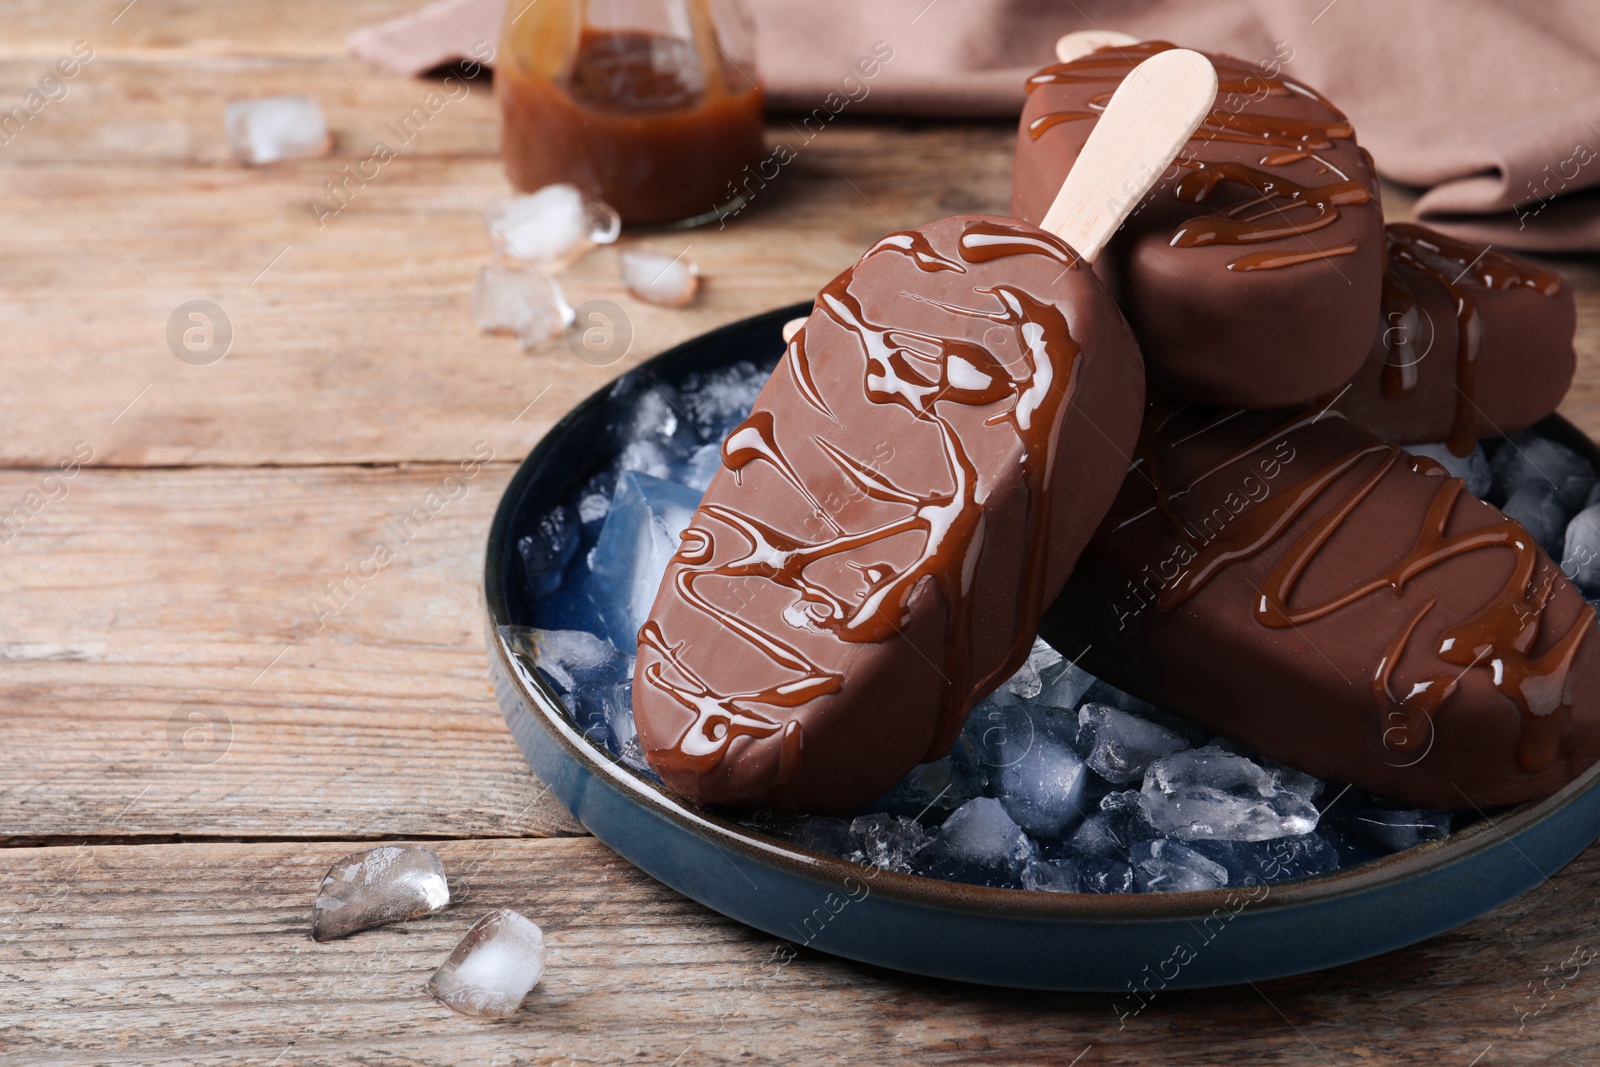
1377;223;1565;456
1025;40;1370;270
1122;410;1593;772
642;222;1084;782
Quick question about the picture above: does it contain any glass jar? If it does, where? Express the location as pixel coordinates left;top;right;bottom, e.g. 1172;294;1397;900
497;0;765;228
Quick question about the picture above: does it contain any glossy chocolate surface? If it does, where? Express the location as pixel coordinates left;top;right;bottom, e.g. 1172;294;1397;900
1334;224;1575;453
634;215;1144;812
1041;404;1600;808
1011;41;1384;409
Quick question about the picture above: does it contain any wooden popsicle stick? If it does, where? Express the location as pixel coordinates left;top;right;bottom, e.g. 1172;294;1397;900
1039;48;1217;264
1055;29;1139;64
781;316;806;343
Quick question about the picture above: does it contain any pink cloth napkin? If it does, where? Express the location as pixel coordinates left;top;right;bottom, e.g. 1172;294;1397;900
348;0;1600;251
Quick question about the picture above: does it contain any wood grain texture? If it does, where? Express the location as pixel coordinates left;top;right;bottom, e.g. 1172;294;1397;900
0;463;583;841
2;0;411;58
3;836;1600;1066
0;133;1011;468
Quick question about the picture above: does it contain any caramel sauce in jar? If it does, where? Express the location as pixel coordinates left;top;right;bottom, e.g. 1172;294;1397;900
498;2;765;227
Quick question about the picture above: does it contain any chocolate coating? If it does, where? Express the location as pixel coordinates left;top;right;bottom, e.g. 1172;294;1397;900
634;215;1144;812
1041;404;1600;809
1012;41;1384;409
1333;224;1576;454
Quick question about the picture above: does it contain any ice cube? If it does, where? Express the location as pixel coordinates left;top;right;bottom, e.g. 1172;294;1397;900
1491;431;1595;512
994;638;1060;702
225;95;330;165
486;184;620;270
790;816;855;857
577;488;612;529
1563;504;1600;594
620;249;701;308
1405;442;1492;497
1020;857;1080;893
1036;653;1096;711
311;845;449;941
1076;702;1189;784
1065;789;1158;861
1502;483;1566;557
601;374;703;471
681;443;723;491
513;627;626;694
976;704;1088;838
1082;679;1162;719
867;747;983;818
1079;857;1134;894
677;361;771;441
518;505;580;598
428;909;547;1018
1347;809;1452;852
473;264;574;346
1238;833;1340;882
570;673;639;760
848;813;927;873
1140;745;1321;842
1130;839;1229;893
588;471;703;650
918;797;1039;886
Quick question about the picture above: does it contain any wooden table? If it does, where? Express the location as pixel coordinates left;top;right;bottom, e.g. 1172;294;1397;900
5;4;1600;1063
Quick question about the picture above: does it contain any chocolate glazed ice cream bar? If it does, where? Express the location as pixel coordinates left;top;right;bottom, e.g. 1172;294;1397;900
633;50;1220;812
1012;39;1384;409
1331;223;1576;454
1041;404;1600;808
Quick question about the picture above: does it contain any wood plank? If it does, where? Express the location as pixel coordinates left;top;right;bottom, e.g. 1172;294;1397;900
0;57;499;165
0;0;410;60
3;835;1600;1065
0;463;583;841
0;126;1016;468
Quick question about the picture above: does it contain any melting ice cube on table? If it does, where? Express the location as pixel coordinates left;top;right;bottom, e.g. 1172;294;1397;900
311;845;449;941
486;184;620;270
474;264;573;346
1140;745;1320;842
588;471;703;650
428;908;548;1018
226;95;330;165
620;249;701;308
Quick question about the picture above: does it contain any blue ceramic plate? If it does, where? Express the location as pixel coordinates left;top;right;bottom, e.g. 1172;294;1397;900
484;303;1600;991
